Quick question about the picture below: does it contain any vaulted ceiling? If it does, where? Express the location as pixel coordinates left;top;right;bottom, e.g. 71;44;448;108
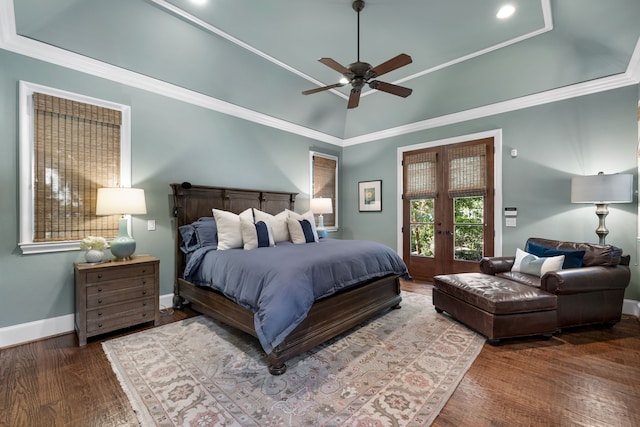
3;0;640;145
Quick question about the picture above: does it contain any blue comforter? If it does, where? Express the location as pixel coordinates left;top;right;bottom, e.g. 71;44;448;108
183;239;409;354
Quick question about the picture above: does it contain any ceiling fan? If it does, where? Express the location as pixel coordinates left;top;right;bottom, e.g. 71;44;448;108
302;0;413;109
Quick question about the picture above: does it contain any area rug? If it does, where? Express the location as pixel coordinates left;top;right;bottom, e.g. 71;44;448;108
103;291;485;426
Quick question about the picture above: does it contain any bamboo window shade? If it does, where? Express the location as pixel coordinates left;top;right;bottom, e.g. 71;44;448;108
404;151;437;198
33;92;121;242
312;155;336;227
447;144;487;198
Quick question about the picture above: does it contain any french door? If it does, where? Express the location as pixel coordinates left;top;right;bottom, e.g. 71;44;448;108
402;138;495;281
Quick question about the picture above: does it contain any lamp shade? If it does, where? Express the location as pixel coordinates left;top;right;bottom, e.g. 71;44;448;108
310;198;333;214
571;173;633;204
96;187;147;215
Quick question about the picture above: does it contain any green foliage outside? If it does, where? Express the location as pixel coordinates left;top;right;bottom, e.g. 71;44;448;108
410;196;484;261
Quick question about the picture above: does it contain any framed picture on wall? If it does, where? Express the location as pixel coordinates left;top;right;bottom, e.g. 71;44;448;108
358;180;382;212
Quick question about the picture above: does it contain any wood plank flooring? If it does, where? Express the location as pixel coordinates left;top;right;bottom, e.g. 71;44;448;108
1;281;639;426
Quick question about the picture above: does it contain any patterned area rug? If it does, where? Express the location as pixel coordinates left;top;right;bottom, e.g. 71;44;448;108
103;291;484;426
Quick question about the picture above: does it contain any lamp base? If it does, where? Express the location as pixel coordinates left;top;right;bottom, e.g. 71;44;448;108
594;203;609;245
110;216;136;260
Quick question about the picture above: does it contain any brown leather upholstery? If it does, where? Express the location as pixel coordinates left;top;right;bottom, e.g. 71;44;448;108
480;238;631;329
433;273;557;342
433;238;631;343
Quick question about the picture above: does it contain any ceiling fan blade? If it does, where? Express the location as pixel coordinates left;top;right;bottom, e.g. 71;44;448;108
368;53;412;78
369;80;413;98
318;58;352;75
302;82;345;95
347;89;361;109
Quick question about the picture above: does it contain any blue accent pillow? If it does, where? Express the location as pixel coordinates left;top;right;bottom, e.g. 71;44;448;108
255;221;271;248
525;241;585;269
178;217;217;253
299;219;316;243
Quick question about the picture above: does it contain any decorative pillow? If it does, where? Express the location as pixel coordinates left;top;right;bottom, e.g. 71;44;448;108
253;209;290;243
286;210;319;242
287;218;318;244
240;217;275;250
212;208;253;250
178;217;217;253
512;248;564;277
525;241;585;269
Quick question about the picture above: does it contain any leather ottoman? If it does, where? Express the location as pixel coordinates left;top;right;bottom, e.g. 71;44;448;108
433;272;558;344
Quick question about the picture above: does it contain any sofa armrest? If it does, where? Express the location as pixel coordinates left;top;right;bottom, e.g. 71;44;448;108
541;265;631;295
480;256;515;275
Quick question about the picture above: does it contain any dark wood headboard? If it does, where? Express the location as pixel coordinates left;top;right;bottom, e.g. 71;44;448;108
170;183;297;292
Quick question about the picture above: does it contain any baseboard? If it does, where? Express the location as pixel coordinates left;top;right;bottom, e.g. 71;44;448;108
623;298;640;318
0;293;175;349
2;294;636;349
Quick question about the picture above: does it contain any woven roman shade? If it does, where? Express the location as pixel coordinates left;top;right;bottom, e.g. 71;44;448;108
447;144;486;198
404;151;437;198
33;92;121;242
312;155;336;227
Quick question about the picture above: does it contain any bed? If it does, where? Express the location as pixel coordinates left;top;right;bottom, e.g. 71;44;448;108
171;183;408;375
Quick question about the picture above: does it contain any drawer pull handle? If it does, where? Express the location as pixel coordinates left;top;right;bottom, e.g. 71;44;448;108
98;323;103;328
97;288;103;293
98;300;102;304
97;274;102;279
142;302;147;307
142;280;147;285
142;291;147;295
98;312;103;316
142;313;147;317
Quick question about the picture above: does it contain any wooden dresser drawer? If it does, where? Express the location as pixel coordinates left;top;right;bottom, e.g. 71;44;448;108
85;263;155;283
86;275;154;297
86;285;155;309
86;298;156;334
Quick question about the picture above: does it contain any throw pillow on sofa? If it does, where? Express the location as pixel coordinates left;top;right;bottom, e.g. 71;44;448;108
511;248;564;277
525;241;585;269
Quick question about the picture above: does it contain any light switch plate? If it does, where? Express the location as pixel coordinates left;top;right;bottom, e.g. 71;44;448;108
147;220;156;231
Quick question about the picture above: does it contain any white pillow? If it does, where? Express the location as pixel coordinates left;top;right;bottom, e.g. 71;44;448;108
511;248;564;277
212;208;252;250
287;217;317;244
240;216;275;250
253;209;290;243
287;210;319;242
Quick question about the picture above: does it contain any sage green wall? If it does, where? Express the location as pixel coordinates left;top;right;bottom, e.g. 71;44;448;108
341;86;639;300
0;49;340;328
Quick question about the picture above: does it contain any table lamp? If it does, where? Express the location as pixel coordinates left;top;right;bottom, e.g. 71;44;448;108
310;198;333;238
96;187;147;260
571;172;633;244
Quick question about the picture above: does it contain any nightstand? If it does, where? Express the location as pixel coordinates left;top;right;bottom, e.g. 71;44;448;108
74;255;160;346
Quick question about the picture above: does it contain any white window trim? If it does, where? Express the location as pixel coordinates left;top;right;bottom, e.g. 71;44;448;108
309;151;339;232
18;81;132;254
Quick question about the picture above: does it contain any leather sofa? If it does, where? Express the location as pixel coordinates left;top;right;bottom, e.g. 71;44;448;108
479;237;631;330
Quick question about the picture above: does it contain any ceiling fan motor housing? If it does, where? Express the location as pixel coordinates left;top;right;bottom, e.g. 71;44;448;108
352;0;365;13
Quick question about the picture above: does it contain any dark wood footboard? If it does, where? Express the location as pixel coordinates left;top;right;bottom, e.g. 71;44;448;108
176;274;401;375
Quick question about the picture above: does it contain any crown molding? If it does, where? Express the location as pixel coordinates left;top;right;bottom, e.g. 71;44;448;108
1;0;638;148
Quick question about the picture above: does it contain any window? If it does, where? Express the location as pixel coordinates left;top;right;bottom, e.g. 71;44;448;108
309;151;338;230
19;81;131;254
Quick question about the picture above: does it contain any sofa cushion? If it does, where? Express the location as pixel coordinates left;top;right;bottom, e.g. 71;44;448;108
526;237;622;267
433;273;557;315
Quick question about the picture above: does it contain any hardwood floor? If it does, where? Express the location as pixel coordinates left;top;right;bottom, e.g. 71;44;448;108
1;282;639;427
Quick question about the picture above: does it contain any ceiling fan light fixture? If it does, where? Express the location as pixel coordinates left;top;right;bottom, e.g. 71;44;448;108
301;0;413;109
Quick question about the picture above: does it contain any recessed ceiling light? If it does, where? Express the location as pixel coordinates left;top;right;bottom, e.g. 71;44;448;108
497;4;515;19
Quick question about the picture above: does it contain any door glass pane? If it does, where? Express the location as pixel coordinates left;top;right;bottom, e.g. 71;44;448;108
453;196;484;261
410;198;434;257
